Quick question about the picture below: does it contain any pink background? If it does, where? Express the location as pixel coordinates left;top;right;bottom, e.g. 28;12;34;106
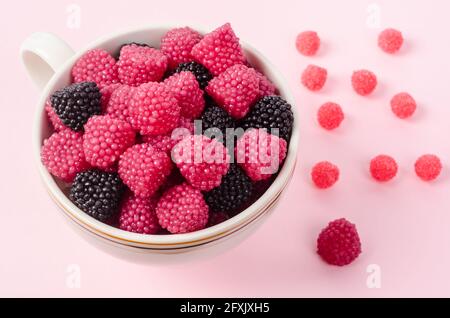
1;0;450;297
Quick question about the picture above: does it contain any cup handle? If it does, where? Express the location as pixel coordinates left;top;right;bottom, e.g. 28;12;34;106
20;32;75;91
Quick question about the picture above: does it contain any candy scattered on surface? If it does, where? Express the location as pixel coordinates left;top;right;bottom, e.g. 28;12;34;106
370;155;398;182
390;92;416;119
317;218;362;266
317;102;344;130
351;69;377;96
301;64;327;91
295;31;320;56
415;154;442;181
378;28;404;54
311;161;340;189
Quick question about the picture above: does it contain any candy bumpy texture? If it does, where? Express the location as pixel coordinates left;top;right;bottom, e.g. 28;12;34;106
317;102;344;130
235;129;287;181
415;154;442;181
370;155;398;182
296;31;320;56
70;169;125;221
172;135;230;191
156;183;209;234
301;65;327;91
119;194;161;234
72;49;118;88
118;143;173;198
317;218;362;266
160;27;202;69
206;64;260;119
311;161;340;189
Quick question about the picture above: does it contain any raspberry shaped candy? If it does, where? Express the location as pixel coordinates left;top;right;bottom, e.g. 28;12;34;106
301;64;327;91
235;128;288;181
128;82;180;136
50;82;102;131
390;92;416;119
370;154;398;182
156;183;209;234
296;31;320;56
317;218;362;266
241;95;294;141
100;83;122;112
118;143;173;198
164;71;205;119
351;70;377;96
119;194;161;234
172;61;213;89
204;164;253;213
41;130;89;182
72;49;119;88
172;135;230;191
45;101;64;132
415;154;442;181
70;169;124;221
191;23;246;76
206;64;260;119
311;161;340;189
317;102;344;130
378;28;403;54
201;104;236;138
83;115;135;169
142;117;193;155
105;85;135;122
255;70;277;97
160;27;202;69
117;44;168;86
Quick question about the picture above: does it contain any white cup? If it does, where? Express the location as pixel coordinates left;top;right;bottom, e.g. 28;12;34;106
20;26;299;254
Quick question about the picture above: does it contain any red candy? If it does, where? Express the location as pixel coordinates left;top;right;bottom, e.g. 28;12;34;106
119;194;161;234
191;23;246;76
370;155;398;182
295;31;320;56
160;27;202;69
317;218;362;266
83;115;135;169
351;70;377;96
206;64;260;119
172;135;230;191
118;143;173;198
301;64;327;91
128;82;180;136
156;183;209;234
317;102;344;130
378;28;404;54
71;49;118;88
41;130;89;182
45;101;64;132
390;92;416;119
164;71;205;119
311;161;340;189
415;154;442;181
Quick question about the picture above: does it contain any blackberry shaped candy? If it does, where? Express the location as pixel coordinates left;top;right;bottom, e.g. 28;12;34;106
241;95;294;141
200;103;236;138
70;169;125;221
51;82;102;131
172;61;213;89
204;164;253;213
